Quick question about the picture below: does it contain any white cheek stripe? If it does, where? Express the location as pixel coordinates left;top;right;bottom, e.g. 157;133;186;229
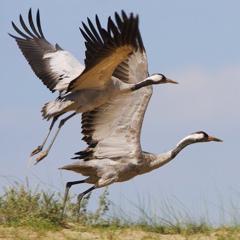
179;133;203;144
153;74;162;81
146;74;162;81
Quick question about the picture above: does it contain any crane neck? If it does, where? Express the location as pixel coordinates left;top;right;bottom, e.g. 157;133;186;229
140;136;197;174
131;79;155;91
113;77;152;95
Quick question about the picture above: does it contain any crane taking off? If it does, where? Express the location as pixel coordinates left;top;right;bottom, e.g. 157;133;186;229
61;131;222;210
10;10;177;164
56;12;223;211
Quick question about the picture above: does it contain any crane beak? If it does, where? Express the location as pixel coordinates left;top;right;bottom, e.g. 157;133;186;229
207;136;223;142
166;78;178;84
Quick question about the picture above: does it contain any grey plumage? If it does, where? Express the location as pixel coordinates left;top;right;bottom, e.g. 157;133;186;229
9;9;83;92
61;130;222;212
59;23;223;209
10;10;177;164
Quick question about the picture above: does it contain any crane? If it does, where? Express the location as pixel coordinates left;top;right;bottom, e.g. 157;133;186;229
61;128;222;211
59;14;223;211
10;10;177;164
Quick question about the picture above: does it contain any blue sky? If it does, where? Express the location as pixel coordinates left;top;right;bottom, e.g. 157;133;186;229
1;0;240;224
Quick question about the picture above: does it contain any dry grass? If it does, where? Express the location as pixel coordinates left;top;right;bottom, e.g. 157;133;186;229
1;225;240;240
0;182;240;240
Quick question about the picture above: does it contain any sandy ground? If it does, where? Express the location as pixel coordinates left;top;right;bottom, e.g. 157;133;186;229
0;226;239;240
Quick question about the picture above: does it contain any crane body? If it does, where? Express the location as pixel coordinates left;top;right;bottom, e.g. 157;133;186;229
10;10;177;164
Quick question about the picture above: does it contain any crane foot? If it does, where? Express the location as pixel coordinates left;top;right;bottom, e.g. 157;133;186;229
30;146;43;157
34;151;47;165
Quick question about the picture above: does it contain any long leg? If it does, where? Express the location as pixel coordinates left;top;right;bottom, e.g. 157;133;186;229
30;116;59;157
62;179;86;216
76;186;95;221
35;112;77;164
77;186;96;206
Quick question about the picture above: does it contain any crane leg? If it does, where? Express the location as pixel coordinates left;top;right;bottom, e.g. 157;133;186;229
77;186;95;206
30;116;59;156
61;179;86;216
34;112;77;164
76;186;95;221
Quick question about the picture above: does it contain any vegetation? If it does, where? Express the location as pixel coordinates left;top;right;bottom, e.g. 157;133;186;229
0;182;239;239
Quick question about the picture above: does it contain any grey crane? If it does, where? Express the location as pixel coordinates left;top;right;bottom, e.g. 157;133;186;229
10;10;177;164
59;18;223;210
61;130;222;213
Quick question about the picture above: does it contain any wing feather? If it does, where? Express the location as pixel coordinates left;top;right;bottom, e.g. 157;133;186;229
74;47;151;162
9;8;84;92
67;12;140;92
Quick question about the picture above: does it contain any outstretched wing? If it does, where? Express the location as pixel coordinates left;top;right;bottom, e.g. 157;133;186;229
74;27;152;163
9;9;84;92
67;11;140;92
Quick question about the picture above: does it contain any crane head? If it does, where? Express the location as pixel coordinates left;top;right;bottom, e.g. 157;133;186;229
190;131;223;143
147;73;178;85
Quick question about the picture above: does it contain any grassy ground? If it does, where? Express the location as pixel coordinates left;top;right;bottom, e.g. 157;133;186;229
1;224;240;240
0;182;239;240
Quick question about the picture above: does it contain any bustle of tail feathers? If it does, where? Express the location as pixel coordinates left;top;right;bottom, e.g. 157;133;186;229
41;99;73;120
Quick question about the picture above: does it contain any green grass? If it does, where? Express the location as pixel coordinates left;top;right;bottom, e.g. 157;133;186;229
0;182;111;227
0;182;62;230
0;181;240;239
